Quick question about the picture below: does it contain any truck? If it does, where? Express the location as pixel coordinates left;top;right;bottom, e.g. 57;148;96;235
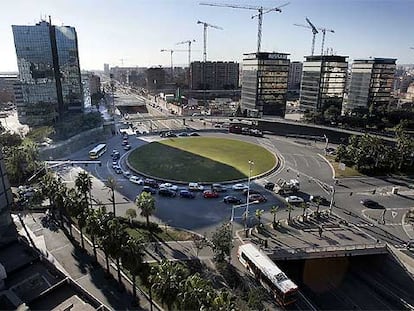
274;178;300;195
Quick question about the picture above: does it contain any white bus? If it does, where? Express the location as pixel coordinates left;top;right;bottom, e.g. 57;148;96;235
237;243;298;306
89;143;107;159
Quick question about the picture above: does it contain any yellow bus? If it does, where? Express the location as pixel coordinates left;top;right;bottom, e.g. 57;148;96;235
89;143;107;159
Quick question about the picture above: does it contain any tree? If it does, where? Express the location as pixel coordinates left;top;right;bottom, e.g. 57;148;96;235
177;273;215;310
211;289;236;311
105;176;118;216
75;171;93;210
314;197;322;218
270;205;279;227
150;260;189;310
287;203;294;224
67;189;88;250
210;223;233;263
254;209;264;228
107;217;128;285
121;236;145;300
85;207;105;262
96;211;114;274
125;208;137;224
135;192;156;227
192;234;208;257
300;202;308;220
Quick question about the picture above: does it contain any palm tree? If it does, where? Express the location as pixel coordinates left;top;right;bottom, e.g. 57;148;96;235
107;217;128;285
314;197;322;218
75;171;93;210
287;203;294;224
150;260;189;310
97;212;113;274
300;202;308;220
135;192;155;228
270;205;279;227
121;236;145;300
254;209;264;228
177;273;215;310
211;289;236;311
85;207;104;262
125;208;137;224
105;176;118;217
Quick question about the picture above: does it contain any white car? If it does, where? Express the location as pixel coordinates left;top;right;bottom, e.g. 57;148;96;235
160;183;178;191
232;183;249;191
285;196;305;204
188;182;204;191
129;176;144;185
123;171;132;178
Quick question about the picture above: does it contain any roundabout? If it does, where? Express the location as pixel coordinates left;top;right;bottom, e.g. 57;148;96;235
127;137;277;183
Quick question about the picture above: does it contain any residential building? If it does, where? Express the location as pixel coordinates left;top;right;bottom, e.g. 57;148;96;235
407;83;414;101
190;61;239;90
288;61;303;91
12;20;83;126
241;52;290;117
104;63;110;75
347;58;396;112
146;67;166;90
0;74;18;103
299;55;348;112
88;73;101;96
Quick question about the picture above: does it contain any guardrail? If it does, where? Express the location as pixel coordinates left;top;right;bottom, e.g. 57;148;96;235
268;242;388;260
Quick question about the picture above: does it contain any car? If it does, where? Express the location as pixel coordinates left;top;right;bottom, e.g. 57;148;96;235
179;190;195;199
360;199;383;209
113;166;122;174
165;132;177;138
232;183;249;191
112;149;119;155
122;140;129;146
211;183;227;192
203;190;219;198
248;193;267;203
189;132;200;136
223;196;242;204
129;176;144;185
243;189;261;196
123;171;132;178
285;196;305;204
188;182;204;191
159;183;178;191
124;144;131;151
112;160;118;167
159;188;177;197
141;186;157;194
112;152;120;160
310;195;330;206
144;178;159;188
264;182;275;191
177;132;189;137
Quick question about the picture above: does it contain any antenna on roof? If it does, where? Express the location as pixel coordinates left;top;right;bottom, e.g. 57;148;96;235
49;15;52;25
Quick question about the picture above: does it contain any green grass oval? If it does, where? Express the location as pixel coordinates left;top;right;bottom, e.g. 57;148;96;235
128;137;277;183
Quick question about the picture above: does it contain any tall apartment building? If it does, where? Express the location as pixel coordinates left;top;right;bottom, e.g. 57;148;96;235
241;52;290;117
190;61;239;90
288;61;303;91
104;63;110;75
12;20;83;126
0;74;18;103
347;58;396;112
146;67;166;90
300;55;348;112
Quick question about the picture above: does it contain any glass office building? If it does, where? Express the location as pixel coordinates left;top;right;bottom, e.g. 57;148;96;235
241;52;290;117
347;58;396;112
12;21;83;126
300;55;348;112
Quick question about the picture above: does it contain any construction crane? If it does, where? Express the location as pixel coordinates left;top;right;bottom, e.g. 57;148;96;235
294;17;318;56
294;18;335;55
197;21;223;62
160;49;188;77
176;39;196;69
200;2;289;53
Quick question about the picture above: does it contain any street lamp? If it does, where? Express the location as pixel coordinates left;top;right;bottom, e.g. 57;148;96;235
245;160;254;236
230;200;259;238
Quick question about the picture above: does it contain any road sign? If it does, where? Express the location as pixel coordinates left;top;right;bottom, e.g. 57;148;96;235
339;162;346;171
391;211;398;218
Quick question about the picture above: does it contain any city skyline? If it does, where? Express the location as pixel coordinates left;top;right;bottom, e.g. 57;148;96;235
1;0;413;72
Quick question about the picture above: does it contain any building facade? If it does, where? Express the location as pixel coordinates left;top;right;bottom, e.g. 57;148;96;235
0;74;18;104
146;67;166;90
241;52;290;117
288;61;303;91
300;55;348;112
347;58;396;112
190;61;239;90
0;146;13;239
12;20;83;126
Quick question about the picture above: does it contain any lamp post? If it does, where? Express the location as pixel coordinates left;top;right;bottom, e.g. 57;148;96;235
245;160;254;237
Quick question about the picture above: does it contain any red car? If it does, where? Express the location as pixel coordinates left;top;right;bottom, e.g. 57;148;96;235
203;190;219;198
248;193;267;203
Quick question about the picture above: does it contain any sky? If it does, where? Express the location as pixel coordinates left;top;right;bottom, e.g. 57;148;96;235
1;0;413;72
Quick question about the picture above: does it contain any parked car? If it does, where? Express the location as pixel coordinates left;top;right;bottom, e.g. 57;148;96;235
232;183;248;191
159;183;178;191
203;190;219;198
129;176;144;185
142;186;157;194
159;188;177;197
248;193;267;203
123;171;132;178
264;182;275;191
360;199;383;209
285;196;304;204
223;196;242;204
112;152;120;160
310;195;330;206
189;132;200;137
179;190;195;199
188;182;204;191
212;183;227;192
177;132;189;137
144;178;159;188
243;189;261;196
124;144;131;151
122;140;129;146
165;132;177;138
113;166;122;174
112;160;118;167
